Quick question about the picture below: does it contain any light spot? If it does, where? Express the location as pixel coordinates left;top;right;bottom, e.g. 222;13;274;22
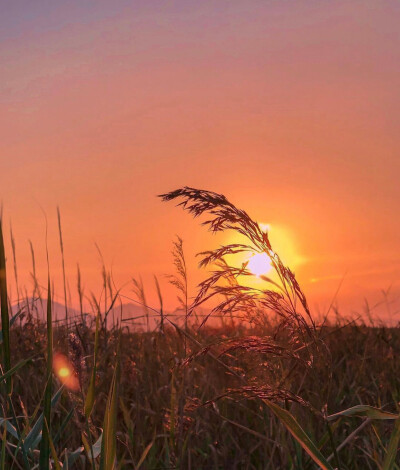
247;252;272;276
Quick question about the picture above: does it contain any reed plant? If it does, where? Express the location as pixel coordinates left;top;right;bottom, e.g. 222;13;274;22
160;186;400;470
0;191;398;468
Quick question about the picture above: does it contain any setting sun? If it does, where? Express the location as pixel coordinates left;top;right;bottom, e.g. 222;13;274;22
225;222;303;287
2;2;398;466
247;252;272;276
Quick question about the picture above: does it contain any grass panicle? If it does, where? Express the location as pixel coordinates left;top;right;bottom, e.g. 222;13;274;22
0;188;396;468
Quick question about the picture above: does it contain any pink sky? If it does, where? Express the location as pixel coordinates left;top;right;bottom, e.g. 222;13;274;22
1;1;400;321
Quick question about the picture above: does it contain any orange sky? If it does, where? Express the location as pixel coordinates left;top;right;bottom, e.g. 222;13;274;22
1;1;400;322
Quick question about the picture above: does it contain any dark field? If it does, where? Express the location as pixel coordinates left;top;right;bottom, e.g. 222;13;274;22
1;188;400;469
4;313;399;469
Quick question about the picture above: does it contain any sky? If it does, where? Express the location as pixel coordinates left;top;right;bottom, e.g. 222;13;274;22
1;0;400;322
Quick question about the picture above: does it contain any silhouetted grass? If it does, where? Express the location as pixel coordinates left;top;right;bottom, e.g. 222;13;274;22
3;318;399;469
0;187;399;469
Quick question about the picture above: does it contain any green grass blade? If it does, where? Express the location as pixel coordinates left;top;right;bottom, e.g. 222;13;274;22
82;431;102;464
23;387;63;453
154;275;164;332
63;445;84;469
0;358;32;384
91;433;103;459
0;310;23;344
0;218;11;393
136;439;154;469
81;432;92;464
44;418;61;470
53;408;74;445
6;395;30;470
1;427;6;470
0;419;18;439
84;309;100;418
382;417;400;470
57;207;68;326
169;368;176;448
99;340;121;470
264;400;335;470
39;279;53;470
328;405;399;421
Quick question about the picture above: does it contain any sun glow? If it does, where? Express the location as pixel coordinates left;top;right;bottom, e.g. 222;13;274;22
247;252;272;276
225;222;304;288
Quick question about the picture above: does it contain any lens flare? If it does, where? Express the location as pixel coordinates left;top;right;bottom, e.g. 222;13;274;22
53;353;80;391
58;366;71;378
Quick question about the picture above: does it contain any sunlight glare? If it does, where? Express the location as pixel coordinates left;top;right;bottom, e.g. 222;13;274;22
247;252;272;276
53;353;80;391
58;366;71;378
225;222;304;289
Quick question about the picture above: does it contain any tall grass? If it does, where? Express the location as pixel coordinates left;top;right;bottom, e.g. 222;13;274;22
160;186;400;469
57;207;69;327
39;280;53;470
0;189;398;468
0;217;11;391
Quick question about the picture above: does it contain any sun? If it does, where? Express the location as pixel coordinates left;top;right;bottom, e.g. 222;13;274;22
224;221;304;288
247;252;272;276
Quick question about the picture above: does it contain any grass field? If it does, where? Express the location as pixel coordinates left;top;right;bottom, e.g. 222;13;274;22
0;187;399;469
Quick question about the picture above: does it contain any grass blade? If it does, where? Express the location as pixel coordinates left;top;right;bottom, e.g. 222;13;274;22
154;275;164;333
382;417;400;470
44;419;61;470
53;408;74;445
0;309;23;344
1;427;6;470
0;419;18;439
328;405;399;421
57;207;68;326
99;339;121;470
63;445;84;469
136;439;154;469
92;433;103;459
84;309;100;418
39;279;53;470
0;218;11;393
264;400;335;470
81;432;93;466
23;387;63;453
0;358;32;384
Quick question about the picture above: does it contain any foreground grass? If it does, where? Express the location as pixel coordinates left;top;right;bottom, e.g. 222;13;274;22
5;317;400;469
1;187;399;468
